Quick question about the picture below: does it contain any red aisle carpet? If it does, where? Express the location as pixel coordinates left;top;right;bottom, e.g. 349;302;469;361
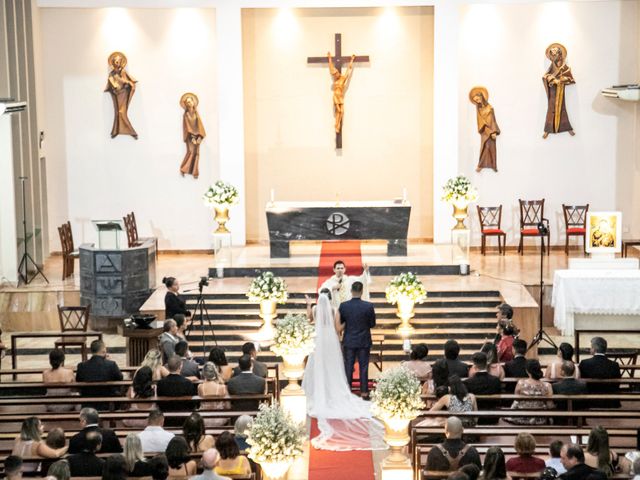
308;419;375;480
309;241;375;480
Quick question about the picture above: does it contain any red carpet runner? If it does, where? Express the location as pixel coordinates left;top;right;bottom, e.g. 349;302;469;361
309;241;375;480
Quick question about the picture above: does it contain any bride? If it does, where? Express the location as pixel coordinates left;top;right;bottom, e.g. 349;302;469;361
302;289;385;451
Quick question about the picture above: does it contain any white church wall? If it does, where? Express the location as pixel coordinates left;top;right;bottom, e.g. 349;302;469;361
40;8;219;250
457;1;639;246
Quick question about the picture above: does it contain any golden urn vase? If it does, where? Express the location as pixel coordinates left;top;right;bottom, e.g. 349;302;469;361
395;296;415;337
213;205;230;234
259;459;293;480
452;201;470;230
382;416;412;466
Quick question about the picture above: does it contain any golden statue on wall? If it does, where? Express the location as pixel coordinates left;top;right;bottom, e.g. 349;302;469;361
469;86;500;172
543;43;575;139
328;52;356;134
105;52;138;139
179;93;206;179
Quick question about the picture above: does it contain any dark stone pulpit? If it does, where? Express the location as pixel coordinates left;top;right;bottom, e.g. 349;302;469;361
265;201;411;258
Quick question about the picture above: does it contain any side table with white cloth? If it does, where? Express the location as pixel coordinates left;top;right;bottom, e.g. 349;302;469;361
552;269;640;345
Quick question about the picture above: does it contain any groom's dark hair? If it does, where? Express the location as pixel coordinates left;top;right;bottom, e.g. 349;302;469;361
351;282;364;294
333;260;345;269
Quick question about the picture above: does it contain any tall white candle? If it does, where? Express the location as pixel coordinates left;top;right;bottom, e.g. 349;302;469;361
270;189;275;203
402;188;407;202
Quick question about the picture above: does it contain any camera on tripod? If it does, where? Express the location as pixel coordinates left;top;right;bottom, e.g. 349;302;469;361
198;276;209;291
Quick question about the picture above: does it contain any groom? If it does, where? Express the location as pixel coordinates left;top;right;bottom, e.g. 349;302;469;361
337;281;376;399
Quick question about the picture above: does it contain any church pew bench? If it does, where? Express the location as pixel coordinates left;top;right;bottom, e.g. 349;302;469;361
420;470;632;480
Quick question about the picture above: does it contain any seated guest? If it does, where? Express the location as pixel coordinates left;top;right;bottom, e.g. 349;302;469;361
43;349;76;412
208;347;233;382
12;417;67;472
423;358;450;401
192;448;232;480
227;354;266;411
464;352;501;424
560;443;607;480
481;447;508;480
162;276;192;320
138;349;169;381
493;303;519;342
199;362;230;426
124;366;156;428
137;409;175;453
578;336;621;408
102;454;128;480
496;322;518;363
546;440;567;475
165;436;197;477
159;319;180;363
545;342;580;379
552;361;587;411
156;355;197;413
69;407;122;454
47;459;71;480
214;432;252;478
469;343;504;380
459;464;481;480
175;340;200;379
67;431;106;477
506;433;546;473
584;426;618;477
173;313;191;340
76;339;123;410
233;342;268;378
425;416;481;471
442;340;469;378
124;433;153;477
183;412;215;452
234;415;253;453
402;343;432;381
4;456;23;480
505;359;553;425
150;454;169;480
427;375;477;428
41;427;67;473
504;339;528;378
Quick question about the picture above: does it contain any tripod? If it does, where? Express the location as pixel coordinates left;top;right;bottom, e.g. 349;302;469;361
528;219;557;352
185;279;217;357
17;177;48;285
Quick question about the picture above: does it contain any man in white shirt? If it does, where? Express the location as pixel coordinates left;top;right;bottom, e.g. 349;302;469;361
319;260;370;309
545;440;567;475
137;409;175;453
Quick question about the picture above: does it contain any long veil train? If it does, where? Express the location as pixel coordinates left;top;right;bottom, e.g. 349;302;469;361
302;294;386;451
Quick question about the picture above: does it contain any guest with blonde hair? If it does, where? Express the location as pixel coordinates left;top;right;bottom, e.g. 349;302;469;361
124;433;153;476
138;349;169;381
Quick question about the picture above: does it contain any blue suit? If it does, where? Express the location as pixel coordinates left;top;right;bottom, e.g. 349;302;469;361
339;297;376;394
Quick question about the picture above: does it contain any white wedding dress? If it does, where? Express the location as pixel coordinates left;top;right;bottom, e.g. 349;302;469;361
302;294;386;451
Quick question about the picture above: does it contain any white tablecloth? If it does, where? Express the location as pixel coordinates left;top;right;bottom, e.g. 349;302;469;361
552;269;640;335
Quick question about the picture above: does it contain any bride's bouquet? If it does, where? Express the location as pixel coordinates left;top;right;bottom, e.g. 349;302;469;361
247;403;306;465
246;271;288;304
371;366;424;421
203;180;239;207
271;313;315;358
441;175;478;204
385;272;427;305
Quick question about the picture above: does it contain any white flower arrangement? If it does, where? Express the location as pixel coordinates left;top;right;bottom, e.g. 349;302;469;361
385;272;427;305
203;180;239;207
246;271;288;304
271;313;315;358
371;366;424;421
441;175;478;204
247;403;306;464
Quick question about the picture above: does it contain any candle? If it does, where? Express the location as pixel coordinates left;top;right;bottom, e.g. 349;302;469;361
270;189;275;203
402;188;407;202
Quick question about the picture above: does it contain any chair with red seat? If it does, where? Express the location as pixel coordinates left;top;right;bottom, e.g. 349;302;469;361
563;204;589;254
518;199;550;255
477;205;506;255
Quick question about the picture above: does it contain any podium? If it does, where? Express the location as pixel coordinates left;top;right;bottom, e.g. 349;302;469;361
92;220;124;250
118;320;163;366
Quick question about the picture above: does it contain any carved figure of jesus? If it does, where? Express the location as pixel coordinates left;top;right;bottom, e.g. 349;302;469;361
470;87;500;172
543;43;575;139
328;52;356;134
105;52;138;139
179;93;206;179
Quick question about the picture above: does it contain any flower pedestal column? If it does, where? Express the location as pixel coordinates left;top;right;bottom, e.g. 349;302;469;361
256;300;277;343
380;417;413;480
280;353;307;425
395;297;415;338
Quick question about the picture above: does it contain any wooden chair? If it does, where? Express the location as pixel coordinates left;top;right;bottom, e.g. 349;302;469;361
54;304;92;361
477;205;507;255
518;199;550;255
563;204;589;254
123;212;139;248
57;221;78;280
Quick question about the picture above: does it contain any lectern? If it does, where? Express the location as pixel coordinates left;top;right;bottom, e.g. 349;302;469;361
92;220;124;250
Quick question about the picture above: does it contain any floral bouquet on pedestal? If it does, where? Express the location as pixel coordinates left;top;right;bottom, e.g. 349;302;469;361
371;366;424;423
202;180;239;207
271;313;315;358
385;272;428;306
441;175;478;205
246;272;288;304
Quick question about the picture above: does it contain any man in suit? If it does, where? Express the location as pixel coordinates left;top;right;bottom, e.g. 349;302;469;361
232;342;268;378
75;339;123;410
464;352;502;424
579;336;621;408
552;361;587;412
337;281;376;399
559;443;607;480
426;416;481;471
68;431;106;477
157;355;197;413
174;340;200;380
441;340;469;378
68;407;122;454
228;354;266;411
504;339;528;378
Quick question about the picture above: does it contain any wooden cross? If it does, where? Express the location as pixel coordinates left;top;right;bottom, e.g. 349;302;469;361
307;33;370;149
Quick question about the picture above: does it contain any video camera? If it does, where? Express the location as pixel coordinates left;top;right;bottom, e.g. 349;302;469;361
198;276;209;291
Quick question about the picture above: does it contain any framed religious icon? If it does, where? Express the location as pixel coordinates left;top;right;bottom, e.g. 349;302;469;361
586;211;622;254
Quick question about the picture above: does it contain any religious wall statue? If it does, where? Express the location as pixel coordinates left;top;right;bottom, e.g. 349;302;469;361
542;43;575;139
179;93;206;179
469;86;500;172
105;52;138;139
328;52;356;134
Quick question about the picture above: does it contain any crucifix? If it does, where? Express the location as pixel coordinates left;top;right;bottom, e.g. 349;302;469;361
307;33;370;149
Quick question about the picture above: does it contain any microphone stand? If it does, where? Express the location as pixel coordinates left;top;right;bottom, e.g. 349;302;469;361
17;177;48;285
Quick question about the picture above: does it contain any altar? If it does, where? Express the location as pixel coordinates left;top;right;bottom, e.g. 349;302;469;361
265;201;411;258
